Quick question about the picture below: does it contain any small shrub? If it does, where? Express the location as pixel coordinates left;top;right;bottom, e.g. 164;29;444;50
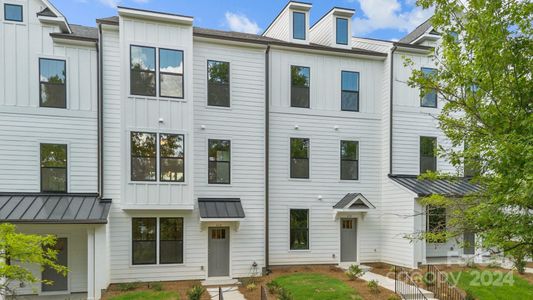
277;287;293;300
246;282;256;291
149;281;163;291
422;272;435;286
487;260;501;268
266;281;281;294
118;281;140;292
345;264;365;280
187;285;206;300
367;280;380;294
465;259;477;269
412;273;423;285
387;295;402;300
510;250;527;274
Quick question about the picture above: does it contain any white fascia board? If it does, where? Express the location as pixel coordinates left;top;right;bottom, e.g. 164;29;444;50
118;7;193;25
121;204;195;210
41;0;72;33
331;8;355;18
288;2;312;11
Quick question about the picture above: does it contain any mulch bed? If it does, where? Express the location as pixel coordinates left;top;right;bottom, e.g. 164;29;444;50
102;280;211;300
238;265;397;300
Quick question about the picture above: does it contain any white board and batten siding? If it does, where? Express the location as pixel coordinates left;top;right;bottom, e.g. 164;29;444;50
193;40;267;277
392;50;456;175
102;15;206;283
268;48;385;265
0;0;97;193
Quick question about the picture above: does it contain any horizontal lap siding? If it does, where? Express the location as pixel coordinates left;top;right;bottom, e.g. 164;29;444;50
193;41;266;277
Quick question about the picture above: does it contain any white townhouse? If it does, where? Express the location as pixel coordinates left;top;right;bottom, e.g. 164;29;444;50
0;1;480;299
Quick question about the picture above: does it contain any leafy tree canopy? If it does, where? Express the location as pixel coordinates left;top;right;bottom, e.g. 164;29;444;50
407;0;533;265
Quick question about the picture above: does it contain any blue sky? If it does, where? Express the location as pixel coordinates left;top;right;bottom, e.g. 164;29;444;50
56;0;433;41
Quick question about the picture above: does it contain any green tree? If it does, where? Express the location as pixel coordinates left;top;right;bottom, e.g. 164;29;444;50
0;223;68;296
406;0;533;267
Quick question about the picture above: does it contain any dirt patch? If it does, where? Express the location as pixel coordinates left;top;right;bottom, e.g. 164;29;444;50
238;265;397;300
102;280;210;300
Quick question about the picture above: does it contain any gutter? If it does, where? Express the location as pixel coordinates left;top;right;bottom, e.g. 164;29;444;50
264;45;271;274
389;45;397;175
97;23;104;197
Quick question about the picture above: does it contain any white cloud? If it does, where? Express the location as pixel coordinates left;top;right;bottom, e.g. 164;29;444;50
352;0;433;36
224;12;261;34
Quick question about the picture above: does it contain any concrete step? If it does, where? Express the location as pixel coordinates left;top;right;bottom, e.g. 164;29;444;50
201;277;239;287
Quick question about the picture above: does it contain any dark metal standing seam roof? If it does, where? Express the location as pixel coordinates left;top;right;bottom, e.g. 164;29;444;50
198;198;245;219
333;193;376;209
0;193;111;224
388;175;481;197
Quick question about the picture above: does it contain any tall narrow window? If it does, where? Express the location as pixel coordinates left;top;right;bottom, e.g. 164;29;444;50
292;12;306;40
421;67;437;107
291;66;310;108
290;138;309;179
207;60;230;107
159;218;183;264
420;136;437;173
208;139;231;184
132;218;156;265
427;206;446;243
39;58;66;108
40;144;67;192
341;71;359;111
159;49;183;98
131;132;157;181
4;4;23;22
130;46;156;96
290;209;309;250
336;18;348;45
160;134;185;182
340;140;359;180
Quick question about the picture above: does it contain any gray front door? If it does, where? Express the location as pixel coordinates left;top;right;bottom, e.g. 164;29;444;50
42;237;68;292
463;232;475;255
340;219;357;262
208;227;230;277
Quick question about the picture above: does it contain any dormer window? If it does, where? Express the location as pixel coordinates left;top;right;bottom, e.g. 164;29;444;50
336;17;348;45
293;12;306;40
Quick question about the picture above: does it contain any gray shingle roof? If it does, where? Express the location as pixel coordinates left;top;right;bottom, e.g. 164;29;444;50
96;16;119;25
399;17;434;44
389;174;481;197
333;193;375;209
50;24;98;42
198;198;245;219
0;193;111;224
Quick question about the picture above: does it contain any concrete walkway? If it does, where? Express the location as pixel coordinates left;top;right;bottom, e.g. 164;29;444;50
360;272;437;300
206;286;246;300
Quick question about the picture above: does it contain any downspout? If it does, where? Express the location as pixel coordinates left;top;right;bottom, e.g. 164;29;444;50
97;23;104;197
389;45;397;175
264;45;271;275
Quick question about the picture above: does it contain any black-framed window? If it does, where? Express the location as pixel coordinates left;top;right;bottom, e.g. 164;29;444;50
160;134;184;182
39;58;66;108
132;218;157;265
131;132;157;181
159;48;184;98
208;139;231;184
420;136;437;173
291;66;310;108
292;12;306;40
290;209;309;250
427;206;447;243
463;143;480;177
421;67;437;107
40;144;67;193
4;4;22;22
130;45;156;96
207;60;230;107
340;140;359;180
336;17;348;45
341;71;359;111
159;218;183;264
290;138;309;179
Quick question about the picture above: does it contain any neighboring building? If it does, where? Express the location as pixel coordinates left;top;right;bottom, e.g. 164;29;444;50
0;1;479;299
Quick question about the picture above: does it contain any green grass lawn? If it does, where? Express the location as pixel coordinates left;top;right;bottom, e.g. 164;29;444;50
108;290;180;300
272;273;361;300
451;270;533;300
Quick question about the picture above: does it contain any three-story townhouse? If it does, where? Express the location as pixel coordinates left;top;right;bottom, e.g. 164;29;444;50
0;1;482;299
0;0;109;298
